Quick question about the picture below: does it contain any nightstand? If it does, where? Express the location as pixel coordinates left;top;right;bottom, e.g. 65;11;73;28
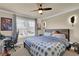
72;42;79;54
66;42;72;50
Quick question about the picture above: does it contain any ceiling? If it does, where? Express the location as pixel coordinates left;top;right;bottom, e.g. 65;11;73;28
0;3;79;19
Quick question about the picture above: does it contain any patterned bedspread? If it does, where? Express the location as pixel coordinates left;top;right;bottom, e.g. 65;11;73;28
24;36;69;56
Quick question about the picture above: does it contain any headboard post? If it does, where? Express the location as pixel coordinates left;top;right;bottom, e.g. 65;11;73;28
68;29;70;41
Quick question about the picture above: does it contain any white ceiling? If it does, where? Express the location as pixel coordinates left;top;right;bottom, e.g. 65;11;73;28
0;3;79;19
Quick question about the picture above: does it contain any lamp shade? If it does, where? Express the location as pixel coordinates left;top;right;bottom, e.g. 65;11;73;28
68;15;77;27
71;16;75;24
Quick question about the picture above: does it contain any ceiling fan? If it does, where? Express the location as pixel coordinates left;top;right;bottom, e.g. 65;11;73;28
32;4;52;15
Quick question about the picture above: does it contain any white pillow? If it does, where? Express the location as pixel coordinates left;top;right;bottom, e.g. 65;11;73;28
52;34;66;39
44;32;51;36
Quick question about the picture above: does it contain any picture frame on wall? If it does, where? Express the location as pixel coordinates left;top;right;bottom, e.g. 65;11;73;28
1;17;12;31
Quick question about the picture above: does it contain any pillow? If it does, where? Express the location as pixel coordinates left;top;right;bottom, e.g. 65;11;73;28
52;34;66;39
43;32;51;36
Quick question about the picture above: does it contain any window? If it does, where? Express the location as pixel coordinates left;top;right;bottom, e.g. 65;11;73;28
16;16;35;38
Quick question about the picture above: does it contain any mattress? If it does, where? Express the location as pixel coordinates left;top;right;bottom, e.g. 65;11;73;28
24;36;69;56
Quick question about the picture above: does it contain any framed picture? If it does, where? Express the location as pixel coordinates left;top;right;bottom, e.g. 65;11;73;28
1;17;12;31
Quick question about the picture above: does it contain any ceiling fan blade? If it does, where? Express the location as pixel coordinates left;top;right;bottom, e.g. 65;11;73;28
42;8;52;11
32;9;39;12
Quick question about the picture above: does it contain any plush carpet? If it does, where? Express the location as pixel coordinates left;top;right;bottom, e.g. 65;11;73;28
64;50;79;56
11;44;30;56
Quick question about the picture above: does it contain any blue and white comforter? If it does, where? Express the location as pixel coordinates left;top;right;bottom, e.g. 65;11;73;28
24;36;69;56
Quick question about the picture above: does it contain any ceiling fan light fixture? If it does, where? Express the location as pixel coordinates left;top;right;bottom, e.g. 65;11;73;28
38;10;43;14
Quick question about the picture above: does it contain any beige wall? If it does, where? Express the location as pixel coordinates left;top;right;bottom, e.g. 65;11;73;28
44;9;79;43
0;12;13;36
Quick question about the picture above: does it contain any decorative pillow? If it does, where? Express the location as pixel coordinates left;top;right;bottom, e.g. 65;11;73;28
52;34;66;39
43;32;51;36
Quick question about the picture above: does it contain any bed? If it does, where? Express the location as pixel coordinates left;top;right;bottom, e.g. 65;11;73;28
24;29;70;56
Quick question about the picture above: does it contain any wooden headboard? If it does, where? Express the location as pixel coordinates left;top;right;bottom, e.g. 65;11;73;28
45;29;70;41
